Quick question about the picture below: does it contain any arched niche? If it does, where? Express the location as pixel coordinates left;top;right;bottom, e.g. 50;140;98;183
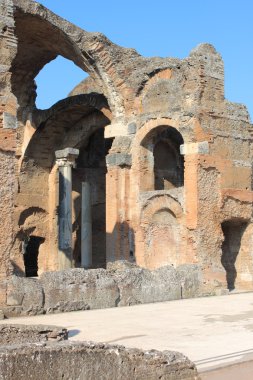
139;195;185;269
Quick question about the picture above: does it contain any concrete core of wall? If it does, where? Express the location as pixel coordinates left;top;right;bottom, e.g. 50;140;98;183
0;325;200;380
2;261;226;318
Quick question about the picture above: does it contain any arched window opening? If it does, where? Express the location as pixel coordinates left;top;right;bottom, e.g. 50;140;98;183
23;236;45;277
140;126;184;191
221;220;248;291
35;56;87;109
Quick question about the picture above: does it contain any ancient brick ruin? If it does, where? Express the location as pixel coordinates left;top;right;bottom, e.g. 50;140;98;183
0;0;253;312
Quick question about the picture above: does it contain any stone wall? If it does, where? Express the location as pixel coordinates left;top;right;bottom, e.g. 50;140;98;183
2;262;206;317
0;341;200;380
0;322;200;379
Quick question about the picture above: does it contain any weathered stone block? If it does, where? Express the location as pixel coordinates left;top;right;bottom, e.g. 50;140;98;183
6;276;44;316
106;153;132;167
40;268;119;313
0;341;200;380
3;112;17;129
180;141;209;155
177;264;201;299
104;123;128;138
127;122;136;134
110;261;181;306
0;324;68;345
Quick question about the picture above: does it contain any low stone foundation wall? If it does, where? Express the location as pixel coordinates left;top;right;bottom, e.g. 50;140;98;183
0;324;68;345
0;341;200;380
2;261;219;318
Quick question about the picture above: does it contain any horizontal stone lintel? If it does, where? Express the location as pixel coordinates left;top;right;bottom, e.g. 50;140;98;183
106;153;132;167
180;141;209;155
104;123;136;138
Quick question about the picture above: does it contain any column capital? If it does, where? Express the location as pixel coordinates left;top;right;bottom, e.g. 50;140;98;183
55;148;79;167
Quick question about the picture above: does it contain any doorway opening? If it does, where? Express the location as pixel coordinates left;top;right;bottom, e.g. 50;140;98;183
23;236;45;277
73;129;113;268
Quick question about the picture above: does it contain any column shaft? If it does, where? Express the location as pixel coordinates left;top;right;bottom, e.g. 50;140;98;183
58;164;73;269
55;147;79;270
81;182;92;268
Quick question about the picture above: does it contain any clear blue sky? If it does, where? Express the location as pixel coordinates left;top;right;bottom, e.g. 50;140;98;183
35;0;252;120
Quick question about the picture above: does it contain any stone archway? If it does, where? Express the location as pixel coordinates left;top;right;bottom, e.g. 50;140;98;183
11;0;131;115
132;120;184;192
13;94;112;274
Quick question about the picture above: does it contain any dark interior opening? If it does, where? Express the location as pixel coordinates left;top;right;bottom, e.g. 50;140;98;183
221;220;248;291
154;140;183;189
23;236;45;277
153;129;184;190
73;129;113;268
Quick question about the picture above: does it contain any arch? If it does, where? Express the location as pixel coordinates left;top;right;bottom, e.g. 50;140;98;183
12;5;95;108
15;206;48;277
35;56;88;109
133;118;180;148
21;94;111;169
139;69;172;95
14;89;113;274
11;0;139;116
141;194;183;227
132;121;184;192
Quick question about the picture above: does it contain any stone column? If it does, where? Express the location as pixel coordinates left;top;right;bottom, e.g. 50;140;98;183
106;152;132;263
55;148;79;270
81;182;92;268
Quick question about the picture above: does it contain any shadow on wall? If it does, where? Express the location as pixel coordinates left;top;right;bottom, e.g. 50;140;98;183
106;221;136;264
221;219;248;291
10;260;25;277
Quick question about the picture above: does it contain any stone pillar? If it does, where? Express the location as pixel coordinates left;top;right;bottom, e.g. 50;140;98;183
106;152;132;263
55;148;79;270
180;141;209;230
81;182;92;268
181;141;226;291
